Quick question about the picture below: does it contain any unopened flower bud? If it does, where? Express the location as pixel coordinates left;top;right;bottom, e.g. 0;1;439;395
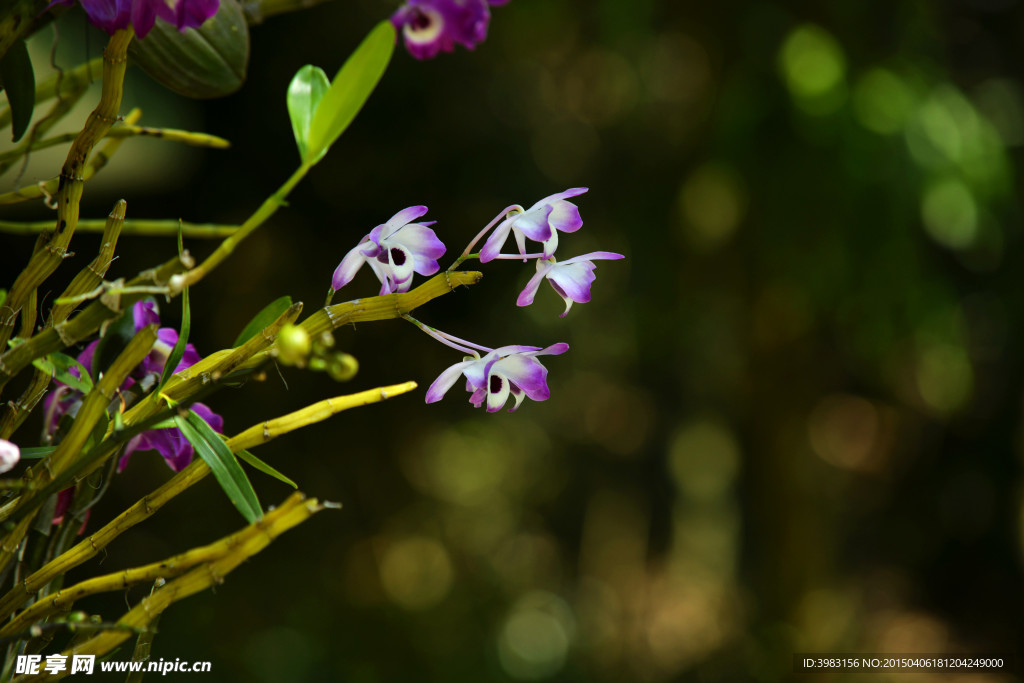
276;324;311;367
327;353;359;382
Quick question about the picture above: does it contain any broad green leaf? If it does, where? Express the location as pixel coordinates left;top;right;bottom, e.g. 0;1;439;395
175;410;262;523
287;65;330;162
305;21;395;165
33;352;93;394
237;448;297;489
1;39;35;142
19;446;56;460
158;286;190;391
232;295;292;348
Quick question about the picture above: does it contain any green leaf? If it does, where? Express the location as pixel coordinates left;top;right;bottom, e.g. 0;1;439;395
19;446;56;460
0;290;7;309
287;65;330;162
237;448;297;489
305;21;395;165
175;410;262;523
1;39;35;142
32;352;93;394
232;295;292;348
158;286;190;391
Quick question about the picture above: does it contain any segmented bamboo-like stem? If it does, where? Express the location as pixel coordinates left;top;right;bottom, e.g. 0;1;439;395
0;218;238;238
0;28;133;352
0;108;141;206
10;493;325;683
0;202;126;440
0;327;155;575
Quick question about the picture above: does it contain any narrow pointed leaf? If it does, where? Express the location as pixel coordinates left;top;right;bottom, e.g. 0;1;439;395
1;39;35;142
175;410;262;523
305;21;394;164
237;448;297;489
287;65;330;161
232;295;292;348
18;446;56;460
158;286;190;391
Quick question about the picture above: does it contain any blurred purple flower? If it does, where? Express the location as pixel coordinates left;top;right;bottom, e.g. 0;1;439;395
0;438;19;474
480;188;587;262
425;342;568;412
50;0;219;38
517;251;624;317
44;300;222;473
332;206;446;295
390;0;506;60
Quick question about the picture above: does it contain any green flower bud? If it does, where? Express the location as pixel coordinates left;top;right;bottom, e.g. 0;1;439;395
276;324;311;367
327;353;359;382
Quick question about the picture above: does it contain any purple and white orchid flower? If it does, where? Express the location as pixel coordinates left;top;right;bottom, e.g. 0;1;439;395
0;439;19;474
480;188;587;263
390;0;508;60
332;206;446;295
50;0;219;38
425;342;569;412
517;251;624;317
43;300;222;473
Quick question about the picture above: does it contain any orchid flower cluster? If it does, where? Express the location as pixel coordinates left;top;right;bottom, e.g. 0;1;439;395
329;188;624;413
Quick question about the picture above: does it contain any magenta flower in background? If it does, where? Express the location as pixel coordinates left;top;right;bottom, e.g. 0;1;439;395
332;206;446;295
425;343;569;412
43;300;222;473
390;0;507;60
517;251;625;317
51;0;219;38
480;188;587;262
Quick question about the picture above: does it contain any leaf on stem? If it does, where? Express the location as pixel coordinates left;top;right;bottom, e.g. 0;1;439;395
175;409;262;523
236;448;297;489
232;295;292;348
0;39;36;142
158;286;190;391
305;21;395;165
32;352;93;394
287;65;330;162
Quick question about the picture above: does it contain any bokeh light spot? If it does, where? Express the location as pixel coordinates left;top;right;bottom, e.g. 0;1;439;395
498;591;575;680
807;394;882;472
678;163;746;251
668;419;741;501
853;68;916;134
915;344;973;414
920;178;978;249
778;25;846;113
379;536;454;610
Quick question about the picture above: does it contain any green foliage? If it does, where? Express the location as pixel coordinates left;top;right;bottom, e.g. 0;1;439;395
0;38;34;142
31;352;92;394
287;65;330;162
233;295;293;348
158;286;190;392
237;448;297;489
175;409;262;523
91;307;139;382
304;21;395;165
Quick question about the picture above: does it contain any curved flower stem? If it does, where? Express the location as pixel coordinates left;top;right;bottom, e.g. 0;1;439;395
0;28;133;352
403;315;490;356
447;204;521;271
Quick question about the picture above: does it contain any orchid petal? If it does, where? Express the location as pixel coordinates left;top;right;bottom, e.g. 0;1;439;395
491;354;550;400
548;261;597;304
485;370;512;412
332;242;370;291
426;358;477;403
516;261;553;307
385;205;429;233
511;204;555;243
547;200;583;233
480;216;515;263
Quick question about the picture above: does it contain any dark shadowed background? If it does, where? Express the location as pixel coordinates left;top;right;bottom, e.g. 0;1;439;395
3;0;1024;680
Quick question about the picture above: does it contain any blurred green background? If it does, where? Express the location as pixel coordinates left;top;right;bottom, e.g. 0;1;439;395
3;0;1024;680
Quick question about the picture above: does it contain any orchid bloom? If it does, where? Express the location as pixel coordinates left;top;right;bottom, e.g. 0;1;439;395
425;343;569;412
43;300;222;473
517;251;624;317
0;439;19;475
332;206;446;295
51;0;219;38
480;188;587;263
390;0;508;60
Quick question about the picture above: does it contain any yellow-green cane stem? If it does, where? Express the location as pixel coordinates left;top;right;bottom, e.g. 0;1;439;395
0;201;125;440
10;494;325;683
0;381;416;620
0;218;238;238
0;28;133;352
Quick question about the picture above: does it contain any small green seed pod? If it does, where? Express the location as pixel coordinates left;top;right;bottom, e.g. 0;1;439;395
327;353;359;382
